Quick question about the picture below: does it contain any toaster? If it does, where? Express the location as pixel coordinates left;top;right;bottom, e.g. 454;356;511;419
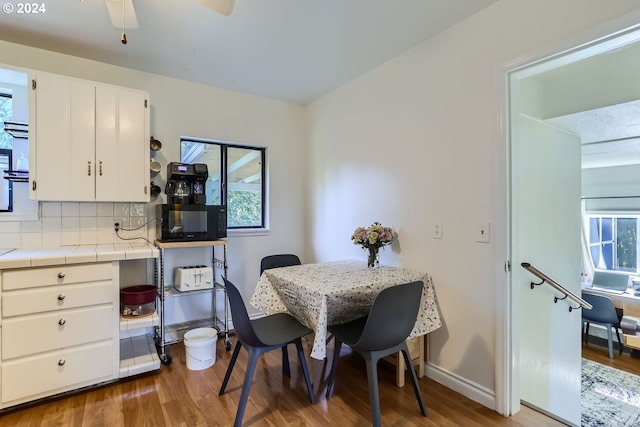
174;265;214;292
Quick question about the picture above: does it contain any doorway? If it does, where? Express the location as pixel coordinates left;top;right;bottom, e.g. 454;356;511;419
505;25;640;427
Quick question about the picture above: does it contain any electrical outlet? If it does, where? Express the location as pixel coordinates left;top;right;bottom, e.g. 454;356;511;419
477;222;490;243
433;222;443;239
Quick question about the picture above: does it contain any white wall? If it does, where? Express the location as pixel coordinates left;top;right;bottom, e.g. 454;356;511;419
538;42;640;119
583;164;640;211
306;0;640;407
0;40;308;309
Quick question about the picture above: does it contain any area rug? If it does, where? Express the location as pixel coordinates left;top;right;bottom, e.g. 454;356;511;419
582;358;640;427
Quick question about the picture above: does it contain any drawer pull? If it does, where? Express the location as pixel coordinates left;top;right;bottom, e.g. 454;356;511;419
57;294;66;301
58;359;66;366
58;272;66;279
58;319;66;326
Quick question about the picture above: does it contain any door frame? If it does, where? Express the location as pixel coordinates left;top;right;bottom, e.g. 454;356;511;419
494;14;640;417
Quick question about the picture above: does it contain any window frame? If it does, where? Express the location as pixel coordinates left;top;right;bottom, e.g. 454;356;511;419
0;148;13;212
0;92;13;149
0;92;13;213
586;213;639;274
180;137;267;230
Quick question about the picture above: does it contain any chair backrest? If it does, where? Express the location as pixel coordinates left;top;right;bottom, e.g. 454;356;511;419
582;293;620;325
260;254;301;274
354;281;424;351
223;277;264;347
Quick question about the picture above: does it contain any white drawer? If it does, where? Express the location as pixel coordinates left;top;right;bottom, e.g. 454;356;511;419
2;281;113;317
2;341;115;404
2;262;113;291
2;305;114;360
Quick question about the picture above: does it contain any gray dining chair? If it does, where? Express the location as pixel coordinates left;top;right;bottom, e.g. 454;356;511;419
582;292;624;358
219;277;315;427
259;253;302;373
260;253;301;274
326;280;427;427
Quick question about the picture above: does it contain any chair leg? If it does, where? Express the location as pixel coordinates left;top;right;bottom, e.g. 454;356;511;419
585;322;590;342
294;339;316;404
363;356;382;427
219;340;242;395
401;346;427;416
607;326;614;359
326;339;343;397
233;348;262;427
616;327;624;354
282;345;291;377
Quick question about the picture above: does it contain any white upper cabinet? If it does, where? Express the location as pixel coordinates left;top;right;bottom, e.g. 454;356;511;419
95;84;150;202
29;73;150;202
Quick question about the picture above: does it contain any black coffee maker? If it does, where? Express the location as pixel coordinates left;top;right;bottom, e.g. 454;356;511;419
165;162;208;204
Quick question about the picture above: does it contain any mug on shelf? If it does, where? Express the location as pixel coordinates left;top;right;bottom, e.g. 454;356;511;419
150;160;162;174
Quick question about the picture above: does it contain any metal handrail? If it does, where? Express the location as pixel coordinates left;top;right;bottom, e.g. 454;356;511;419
521;262;592;312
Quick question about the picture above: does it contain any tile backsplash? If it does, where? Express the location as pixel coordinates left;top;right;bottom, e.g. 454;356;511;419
0;202;151;249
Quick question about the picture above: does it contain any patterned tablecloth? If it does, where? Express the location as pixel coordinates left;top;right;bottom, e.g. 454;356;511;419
250;260;442;360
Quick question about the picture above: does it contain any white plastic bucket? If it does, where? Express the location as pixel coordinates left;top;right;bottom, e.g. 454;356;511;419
184;327;218;370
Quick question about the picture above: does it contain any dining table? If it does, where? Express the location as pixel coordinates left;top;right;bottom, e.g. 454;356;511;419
249;260;443;362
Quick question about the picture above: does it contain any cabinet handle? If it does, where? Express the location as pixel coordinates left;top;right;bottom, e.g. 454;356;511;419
88;160;91;176
144;185;148;195
99;160;103;176
58;272;65;279
58;359;66;366
58;318;66;326
57;294;65;301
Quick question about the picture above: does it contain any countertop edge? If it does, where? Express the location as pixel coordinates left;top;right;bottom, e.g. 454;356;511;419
0;244;159;269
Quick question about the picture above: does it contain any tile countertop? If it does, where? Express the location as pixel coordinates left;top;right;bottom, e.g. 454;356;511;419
0;243;160;269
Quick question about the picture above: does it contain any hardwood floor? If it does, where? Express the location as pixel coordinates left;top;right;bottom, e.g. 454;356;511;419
0;338;586;427
582;334;640;376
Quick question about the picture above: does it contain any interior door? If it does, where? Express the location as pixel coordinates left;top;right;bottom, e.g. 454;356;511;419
511;112;582;425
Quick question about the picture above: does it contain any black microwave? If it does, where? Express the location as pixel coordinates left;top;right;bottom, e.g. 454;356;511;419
156;204;227;242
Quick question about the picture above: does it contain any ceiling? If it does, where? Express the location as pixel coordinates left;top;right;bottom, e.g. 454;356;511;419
0;0;497;104
1;1;638;169
536;40;640;168
547;102;640;169
546;101;640;145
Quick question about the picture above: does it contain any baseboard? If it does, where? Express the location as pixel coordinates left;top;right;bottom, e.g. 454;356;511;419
425;362;496;410
587;323;610;340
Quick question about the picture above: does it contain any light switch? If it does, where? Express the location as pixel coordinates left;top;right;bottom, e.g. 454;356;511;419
477;222;490;243
433;222;443;239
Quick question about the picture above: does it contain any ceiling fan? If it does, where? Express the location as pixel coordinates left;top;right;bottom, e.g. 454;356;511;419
101;0;235;44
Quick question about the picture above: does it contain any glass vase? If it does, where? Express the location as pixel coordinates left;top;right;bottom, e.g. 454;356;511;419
367;247;379;268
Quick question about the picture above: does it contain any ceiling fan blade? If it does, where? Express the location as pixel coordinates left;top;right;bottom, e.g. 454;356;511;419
194;0;235;16
105;0;139;29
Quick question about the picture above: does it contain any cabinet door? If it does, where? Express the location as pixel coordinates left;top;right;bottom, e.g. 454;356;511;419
95;85;150;202
2;341;115;404
2;305;114;359
30;73;95;201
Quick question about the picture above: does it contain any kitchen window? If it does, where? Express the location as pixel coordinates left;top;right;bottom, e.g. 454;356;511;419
181;138;266;229
0;92;12;149
587;214;639;274
0;149;12;212
0;92;12;212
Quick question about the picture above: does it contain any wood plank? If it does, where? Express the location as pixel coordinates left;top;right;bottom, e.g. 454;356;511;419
382;335;424;387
